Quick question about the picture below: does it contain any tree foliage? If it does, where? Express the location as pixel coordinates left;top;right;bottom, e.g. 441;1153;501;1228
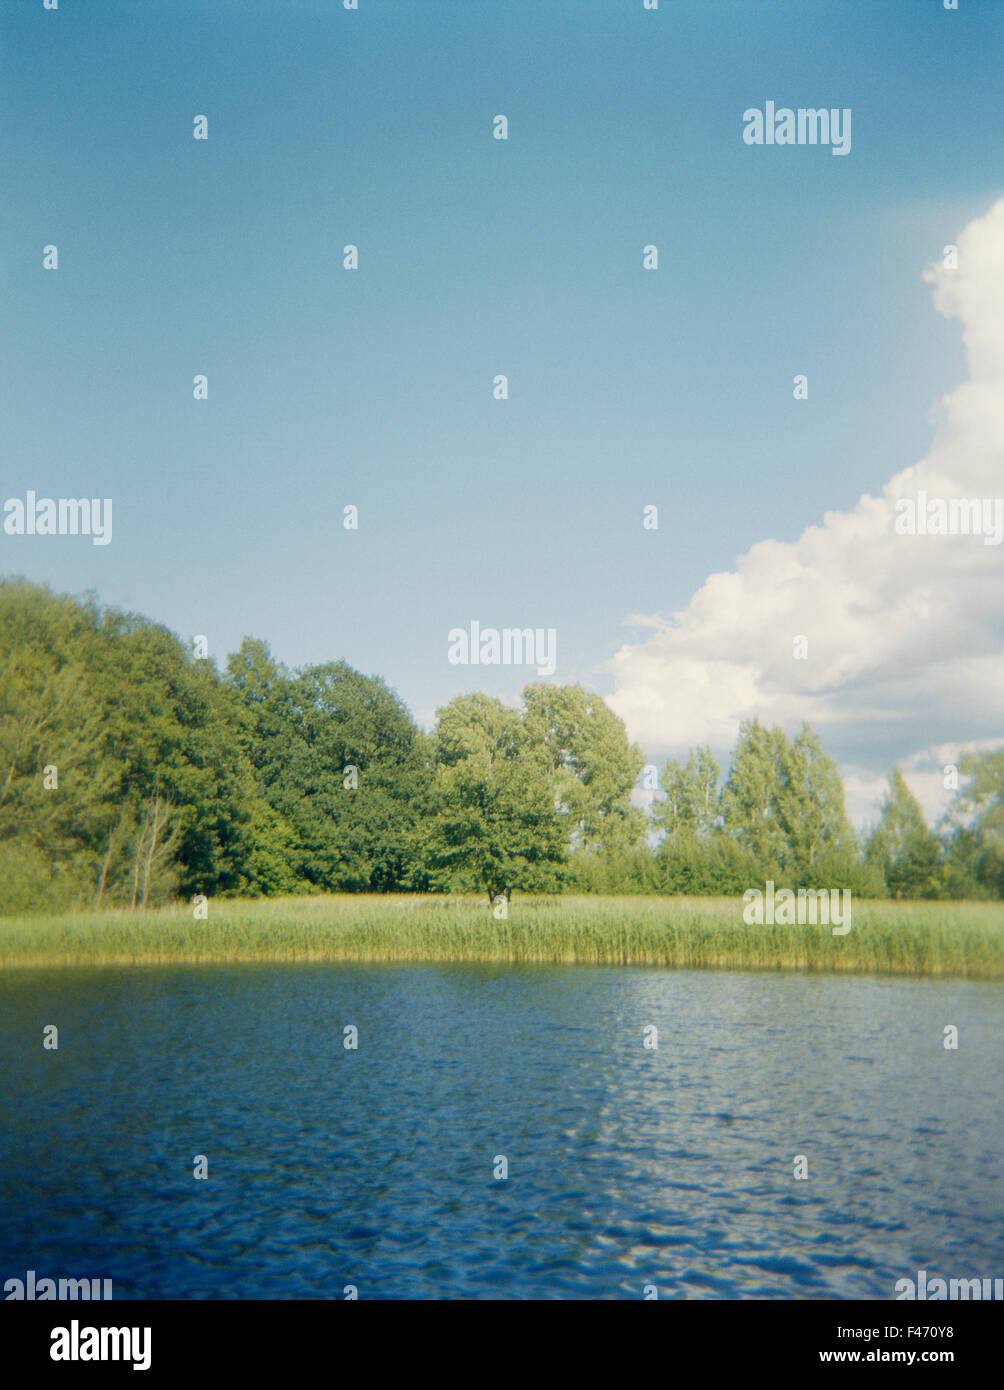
1;581;999;911
865;768;942;899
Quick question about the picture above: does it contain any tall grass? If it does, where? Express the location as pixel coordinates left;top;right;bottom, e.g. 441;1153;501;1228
0;894;1001;978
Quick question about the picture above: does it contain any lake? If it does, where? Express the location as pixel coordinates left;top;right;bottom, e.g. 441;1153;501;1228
0;964;1000;1299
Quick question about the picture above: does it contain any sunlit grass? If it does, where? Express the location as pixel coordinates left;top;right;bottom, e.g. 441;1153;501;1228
0;894;1001;978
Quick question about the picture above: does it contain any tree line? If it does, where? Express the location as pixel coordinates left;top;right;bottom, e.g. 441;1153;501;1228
1;579;1001;914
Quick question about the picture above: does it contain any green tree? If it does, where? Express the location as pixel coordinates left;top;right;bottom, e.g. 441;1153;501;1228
719;720;790;873
0;581;110;909
653;746;720;837
720;720;857;883
429;694;566;900
0;580;258;911
775;726;858;880
942;751;1004;898
89;612;254;903
226;644;429;893
522;683;646;855
865;768;941;899
656;830;762;896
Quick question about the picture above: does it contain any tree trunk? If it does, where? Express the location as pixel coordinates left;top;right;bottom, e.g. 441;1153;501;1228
129;820;146;910
96;827;116;907
141;790;164;909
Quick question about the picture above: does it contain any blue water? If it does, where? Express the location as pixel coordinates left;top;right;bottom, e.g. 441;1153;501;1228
0;964;1000;1299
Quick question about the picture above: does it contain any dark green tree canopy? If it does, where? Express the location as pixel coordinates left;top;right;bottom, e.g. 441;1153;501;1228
2;581;997;910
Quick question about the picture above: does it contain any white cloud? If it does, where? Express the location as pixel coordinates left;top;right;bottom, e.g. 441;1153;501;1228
604;198;1004;807
840;739;1004;832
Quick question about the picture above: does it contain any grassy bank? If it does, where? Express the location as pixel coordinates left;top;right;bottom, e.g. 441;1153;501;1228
0;894;1002;978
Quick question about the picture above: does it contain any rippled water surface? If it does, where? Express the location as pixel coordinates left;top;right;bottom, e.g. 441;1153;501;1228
1;964;1000;1298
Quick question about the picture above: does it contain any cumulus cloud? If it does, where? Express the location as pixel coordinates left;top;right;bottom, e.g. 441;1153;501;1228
841;740;1003;832
604;198;1004;798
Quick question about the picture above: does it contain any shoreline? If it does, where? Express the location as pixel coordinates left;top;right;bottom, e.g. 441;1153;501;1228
1;895;1001;980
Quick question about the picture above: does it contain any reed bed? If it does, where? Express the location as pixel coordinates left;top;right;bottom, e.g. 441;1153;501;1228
0;894;1001;979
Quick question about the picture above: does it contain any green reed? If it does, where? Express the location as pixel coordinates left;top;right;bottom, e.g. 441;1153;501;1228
0;894;1001;979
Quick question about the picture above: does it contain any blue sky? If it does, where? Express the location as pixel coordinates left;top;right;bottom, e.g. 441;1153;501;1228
3;0;1002;818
